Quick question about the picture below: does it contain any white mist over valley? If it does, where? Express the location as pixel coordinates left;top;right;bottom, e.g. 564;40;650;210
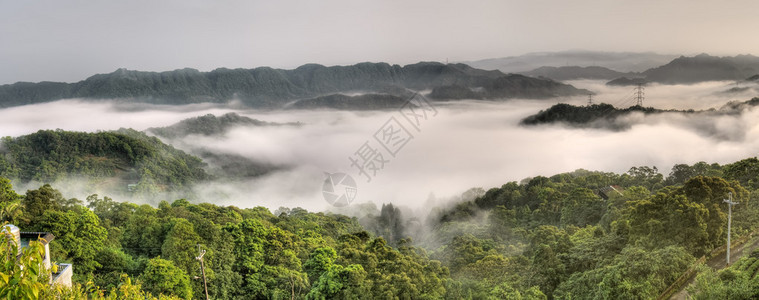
2;80;758;211
10;1;759;298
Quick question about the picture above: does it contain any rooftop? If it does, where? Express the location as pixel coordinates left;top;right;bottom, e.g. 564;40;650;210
19;232;55;247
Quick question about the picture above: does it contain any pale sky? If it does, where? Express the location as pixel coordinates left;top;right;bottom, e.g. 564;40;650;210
2;0;759;84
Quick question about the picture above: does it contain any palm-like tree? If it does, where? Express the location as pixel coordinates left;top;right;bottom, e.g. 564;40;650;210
0;200;21;223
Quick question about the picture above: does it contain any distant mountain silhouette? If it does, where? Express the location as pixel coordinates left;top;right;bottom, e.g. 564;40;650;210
470;52;759;86
466;50;677;73
605;54;759;85
521;66;638;81
640;54;759;84
427;73;591;100
0;62;588;109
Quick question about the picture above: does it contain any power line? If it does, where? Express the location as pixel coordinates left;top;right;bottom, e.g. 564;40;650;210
571;85;645;122
610;87;638;108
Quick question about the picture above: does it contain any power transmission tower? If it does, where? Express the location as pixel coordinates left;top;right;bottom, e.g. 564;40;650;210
635;84;645;106
587;94;593;105
724;192;738;265
196;244;210;300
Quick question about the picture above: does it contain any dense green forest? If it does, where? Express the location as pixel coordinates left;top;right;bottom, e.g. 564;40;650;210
4;156;759;299
0;129;209;197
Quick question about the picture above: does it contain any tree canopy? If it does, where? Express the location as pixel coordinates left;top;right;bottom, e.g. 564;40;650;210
2;156;759;299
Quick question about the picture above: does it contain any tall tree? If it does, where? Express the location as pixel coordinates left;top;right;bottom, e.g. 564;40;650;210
141;258;193;299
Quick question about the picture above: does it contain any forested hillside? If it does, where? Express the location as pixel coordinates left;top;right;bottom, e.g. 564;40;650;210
520;103;663;129
147;112;293;139
147;113;284;178
521;97;759;129
4;156;759;299
0;62;588;109
0;129;209;196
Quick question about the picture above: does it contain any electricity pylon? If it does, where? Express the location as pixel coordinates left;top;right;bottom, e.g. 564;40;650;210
635;84;645;106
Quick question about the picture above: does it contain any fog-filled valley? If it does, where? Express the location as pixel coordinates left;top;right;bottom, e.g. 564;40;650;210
10;1;759;298
7;59;759;298
2;79;758;212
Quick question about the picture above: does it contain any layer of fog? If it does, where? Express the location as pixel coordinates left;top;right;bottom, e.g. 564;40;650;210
1;80;759;213
564;79;759;110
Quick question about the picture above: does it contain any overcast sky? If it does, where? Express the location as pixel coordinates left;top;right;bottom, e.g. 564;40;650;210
2;0;759;84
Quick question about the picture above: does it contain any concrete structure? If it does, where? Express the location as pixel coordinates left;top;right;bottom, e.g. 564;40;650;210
3;224;73;287
19;231;55;271
52;263;73;287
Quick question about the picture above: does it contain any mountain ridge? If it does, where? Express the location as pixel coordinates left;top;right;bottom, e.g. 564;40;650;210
606;54;759;85
466;50;678;73
0;62;589;109
641;54;759;84
521;66;639;81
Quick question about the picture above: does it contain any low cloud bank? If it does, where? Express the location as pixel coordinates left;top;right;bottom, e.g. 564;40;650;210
1;80;759;211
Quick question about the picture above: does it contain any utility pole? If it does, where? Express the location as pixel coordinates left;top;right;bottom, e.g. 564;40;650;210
196;244;210;300
635;84;645;106
724;192;738;265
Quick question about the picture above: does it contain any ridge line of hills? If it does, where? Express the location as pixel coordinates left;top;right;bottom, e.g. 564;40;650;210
6;52;759;108
505;53;759;85
0;62;589;109
465;50;678;73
